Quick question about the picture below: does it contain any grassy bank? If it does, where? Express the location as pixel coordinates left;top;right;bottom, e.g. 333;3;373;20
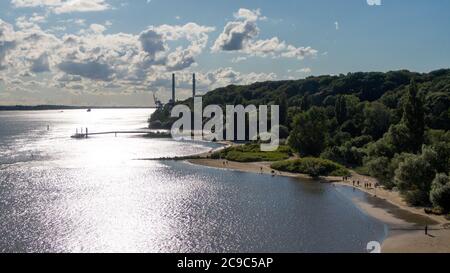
210;144;293;162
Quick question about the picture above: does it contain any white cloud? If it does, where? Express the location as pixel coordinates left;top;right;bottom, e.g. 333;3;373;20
297;68;311;74
233;8;266;22
31;52;50;72
1;10;291;103
0;20;17;70
212;9;317;60
89;23;107;34
212;9;261;52
11;0;111;14
0;16;219;98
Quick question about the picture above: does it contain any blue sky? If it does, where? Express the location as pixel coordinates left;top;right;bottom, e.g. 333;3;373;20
0;0;449;106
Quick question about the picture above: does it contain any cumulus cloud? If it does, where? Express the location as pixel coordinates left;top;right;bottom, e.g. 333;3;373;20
89;23;107;34
139;29;166;57
58;60;113;81
212;9;261;52
0;20;18;70
234;8;265;22
0;15;221;100
199;67;277;89
1;10;293;103
139;23;215;71
212;9;317;60
11;0;111;14
31;52;50;72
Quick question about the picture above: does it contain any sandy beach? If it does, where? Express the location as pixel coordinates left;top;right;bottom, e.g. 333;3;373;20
187;158;450;253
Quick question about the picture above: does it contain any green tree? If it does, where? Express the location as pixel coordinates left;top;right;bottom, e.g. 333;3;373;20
276;93;289;126
363;102;392;139
402;79;425;153
300;94;310;112
430;173;450;213
394;146;438;205
288;107;328;157
335;95;348;124
386;123;411;154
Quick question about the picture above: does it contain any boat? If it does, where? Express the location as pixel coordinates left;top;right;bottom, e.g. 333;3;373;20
87;108;92;112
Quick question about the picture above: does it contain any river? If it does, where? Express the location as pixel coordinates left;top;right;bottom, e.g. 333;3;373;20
0;109;386;253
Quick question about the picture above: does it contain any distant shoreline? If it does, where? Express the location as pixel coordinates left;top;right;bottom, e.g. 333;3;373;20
0;105;157;111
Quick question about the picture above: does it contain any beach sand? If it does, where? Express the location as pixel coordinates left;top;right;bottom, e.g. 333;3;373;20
187;158;450;253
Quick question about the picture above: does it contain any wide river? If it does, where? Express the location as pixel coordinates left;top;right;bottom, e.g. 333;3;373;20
0;109;387;253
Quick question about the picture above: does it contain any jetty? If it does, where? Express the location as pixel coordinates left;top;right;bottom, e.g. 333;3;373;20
71;129;163;139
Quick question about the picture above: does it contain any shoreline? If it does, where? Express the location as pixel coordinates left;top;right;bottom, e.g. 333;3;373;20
187;158;450;253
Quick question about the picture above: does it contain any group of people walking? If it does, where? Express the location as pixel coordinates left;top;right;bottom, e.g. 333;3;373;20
343;176;375;189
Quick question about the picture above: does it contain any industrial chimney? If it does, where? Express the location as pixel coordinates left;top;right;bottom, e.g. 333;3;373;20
172;73;176;103
192;73;196;98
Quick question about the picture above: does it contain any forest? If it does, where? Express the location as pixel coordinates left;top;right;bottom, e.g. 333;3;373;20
150;69;450;213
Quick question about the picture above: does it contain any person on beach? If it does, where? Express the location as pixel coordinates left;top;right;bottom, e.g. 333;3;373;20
425;225;428;235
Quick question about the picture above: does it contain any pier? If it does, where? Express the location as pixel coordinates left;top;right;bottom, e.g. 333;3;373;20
71;129;159;139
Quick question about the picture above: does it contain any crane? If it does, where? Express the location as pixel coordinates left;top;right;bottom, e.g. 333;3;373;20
153;93;163;109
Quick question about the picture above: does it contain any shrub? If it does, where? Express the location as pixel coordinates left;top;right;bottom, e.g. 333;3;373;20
394;147;438;205
271;158;350;178
213;144;292;162
430;174;450;213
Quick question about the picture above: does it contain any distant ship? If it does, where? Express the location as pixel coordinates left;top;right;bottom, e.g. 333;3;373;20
87;108;92;112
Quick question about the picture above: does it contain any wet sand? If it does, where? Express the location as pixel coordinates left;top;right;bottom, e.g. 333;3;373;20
187;158;450;253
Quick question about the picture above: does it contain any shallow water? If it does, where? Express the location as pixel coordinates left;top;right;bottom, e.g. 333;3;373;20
0;109;387;253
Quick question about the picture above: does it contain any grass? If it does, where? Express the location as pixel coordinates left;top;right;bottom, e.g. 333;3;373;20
211;144;293;162
271;157;350;178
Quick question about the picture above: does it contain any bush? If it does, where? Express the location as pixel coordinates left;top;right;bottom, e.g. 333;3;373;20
214;144;292;162
365;156;393;187
364;153;409;189
271;157;350;178
321;144;366;166
394;147;438;205
430;174;450;213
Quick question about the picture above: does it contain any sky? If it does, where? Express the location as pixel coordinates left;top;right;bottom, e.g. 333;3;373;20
0;0;449;106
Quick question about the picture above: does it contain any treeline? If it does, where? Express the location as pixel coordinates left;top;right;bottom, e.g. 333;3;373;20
150;69;450;212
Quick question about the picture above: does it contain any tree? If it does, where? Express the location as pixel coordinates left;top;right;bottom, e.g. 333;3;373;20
394;146;438;205
363;102;392;139
386;123;411;154
430;173;450;213
276;93;289;126
288;107;328;156
402;79;425;153
300;94;310;112
335;95;348;124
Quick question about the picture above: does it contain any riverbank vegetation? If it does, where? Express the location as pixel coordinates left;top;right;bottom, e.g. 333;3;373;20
271;158;350;178
211;144;292;162
150;69;450;213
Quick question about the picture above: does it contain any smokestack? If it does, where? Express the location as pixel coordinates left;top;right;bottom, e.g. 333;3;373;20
172;73;175;102
193;73;196;98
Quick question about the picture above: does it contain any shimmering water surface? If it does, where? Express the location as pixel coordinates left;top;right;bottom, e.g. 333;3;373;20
0;109;386;253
